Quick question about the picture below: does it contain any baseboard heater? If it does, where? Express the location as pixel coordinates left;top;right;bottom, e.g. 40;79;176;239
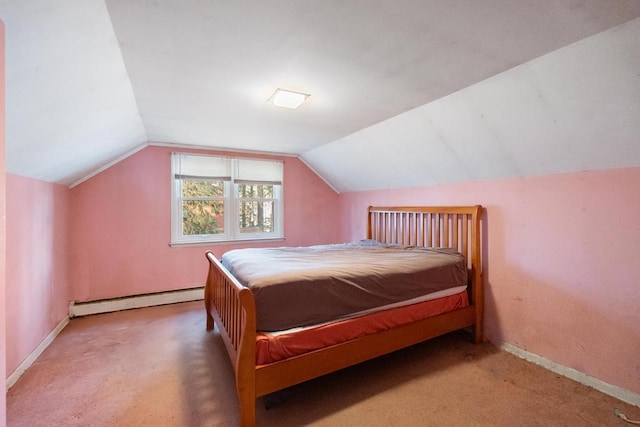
69;286;204;318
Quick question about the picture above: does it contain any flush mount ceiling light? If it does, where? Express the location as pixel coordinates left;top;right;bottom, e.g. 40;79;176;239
268;88;310;109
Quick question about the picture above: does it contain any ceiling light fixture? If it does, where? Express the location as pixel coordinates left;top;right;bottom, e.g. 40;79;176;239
268;88;310;109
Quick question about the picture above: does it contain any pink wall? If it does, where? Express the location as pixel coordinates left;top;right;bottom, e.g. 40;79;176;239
9;134;638;403
5;175;71;375
69;146;340;302
338;167;640;395
1;19;7;426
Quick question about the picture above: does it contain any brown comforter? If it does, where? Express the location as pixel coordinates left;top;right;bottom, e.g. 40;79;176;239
221;241;467;331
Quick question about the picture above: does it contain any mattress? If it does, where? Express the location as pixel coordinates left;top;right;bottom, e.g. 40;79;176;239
221;241;468;331
255;289;469;365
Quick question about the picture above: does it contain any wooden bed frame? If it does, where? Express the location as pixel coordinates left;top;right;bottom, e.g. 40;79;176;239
205;205;483;426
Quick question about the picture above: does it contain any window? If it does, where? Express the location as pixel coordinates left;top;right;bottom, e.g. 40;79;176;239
171;153;283;244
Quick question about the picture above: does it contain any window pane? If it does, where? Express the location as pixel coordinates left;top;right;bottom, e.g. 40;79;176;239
182;200;225;235
238;201;274;233
237;183;273;198
182;179;224;198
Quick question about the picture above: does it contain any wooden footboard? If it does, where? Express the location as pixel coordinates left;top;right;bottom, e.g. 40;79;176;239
205;252;258;425
205;205;483;427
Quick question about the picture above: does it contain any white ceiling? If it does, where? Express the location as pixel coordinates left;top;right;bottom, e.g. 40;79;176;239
3;1;640;189
305;16;640;191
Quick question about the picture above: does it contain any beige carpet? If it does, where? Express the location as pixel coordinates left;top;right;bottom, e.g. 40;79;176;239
7;301;639;426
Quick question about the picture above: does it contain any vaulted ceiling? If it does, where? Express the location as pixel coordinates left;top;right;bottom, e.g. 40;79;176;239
3;1;640;191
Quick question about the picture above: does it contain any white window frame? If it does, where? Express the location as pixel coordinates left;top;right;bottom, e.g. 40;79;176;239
171;153;284;245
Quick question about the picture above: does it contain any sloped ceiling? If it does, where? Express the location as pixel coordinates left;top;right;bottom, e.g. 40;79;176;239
3;1;640;189
305;17;640;191
3;0;147;184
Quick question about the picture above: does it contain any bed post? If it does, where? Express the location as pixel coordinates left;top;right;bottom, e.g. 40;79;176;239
204;261;214;331
366;206;373;239
471;205;483;344
236;287;257;427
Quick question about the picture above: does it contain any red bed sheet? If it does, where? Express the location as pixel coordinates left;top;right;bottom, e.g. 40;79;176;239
255;290;469;365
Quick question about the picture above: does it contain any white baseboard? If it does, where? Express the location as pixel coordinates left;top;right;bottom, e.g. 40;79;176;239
7;315;70;390
69;286;204;318
500;342;640;408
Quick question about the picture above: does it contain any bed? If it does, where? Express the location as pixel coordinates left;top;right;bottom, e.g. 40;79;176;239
205;205;483;426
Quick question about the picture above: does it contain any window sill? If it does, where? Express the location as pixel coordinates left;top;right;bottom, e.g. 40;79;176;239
169;237;285;248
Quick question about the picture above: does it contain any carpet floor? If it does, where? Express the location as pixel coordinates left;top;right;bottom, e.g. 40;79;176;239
7;301;639;426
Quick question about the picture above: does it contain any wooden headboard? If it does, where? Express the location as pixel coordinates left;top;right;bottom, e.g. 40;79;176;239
366;205;483;309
